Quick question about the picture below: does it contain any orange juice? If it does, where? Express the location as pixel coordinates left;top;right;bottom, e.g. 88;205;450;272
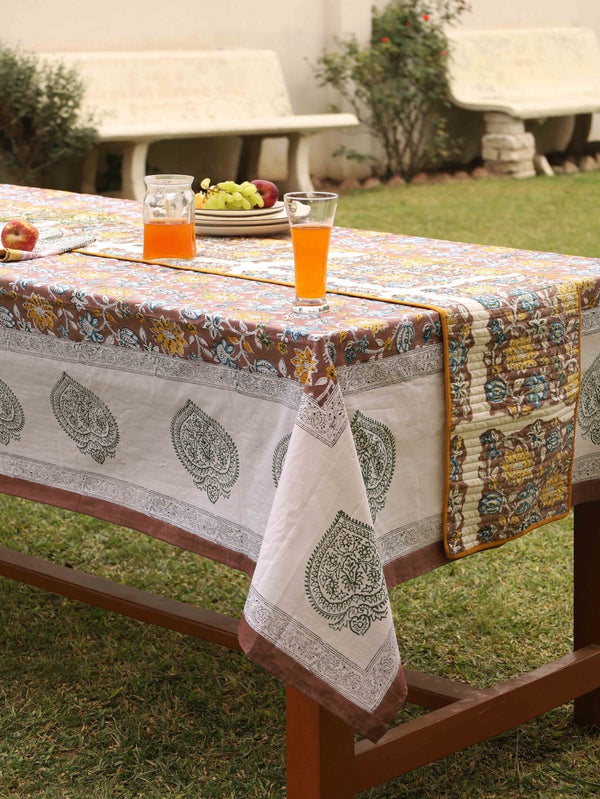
143;219;196;260
290;224;332;299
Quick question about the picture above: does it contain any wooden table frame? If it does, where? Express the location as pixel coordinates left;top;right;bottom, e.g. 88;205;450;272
1;499;598;798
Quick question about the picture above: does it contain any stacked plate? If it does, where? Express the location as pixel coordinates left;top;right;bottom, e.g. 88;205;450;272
195;201;289;237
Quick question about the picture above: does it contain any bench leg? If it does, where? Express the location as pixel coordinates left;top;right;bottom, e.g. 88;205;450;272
481;112;536;179
81;147;100;195
566;113;593;158
121;141;151;202
237;136;263;182
286;685;356;799
283;133;314;193
573;501;600;726
238;133;314;193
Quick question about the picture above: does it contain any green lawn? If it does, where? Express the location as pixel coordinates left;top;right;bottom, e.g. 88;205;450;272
336;170;600;258
1;171;599;798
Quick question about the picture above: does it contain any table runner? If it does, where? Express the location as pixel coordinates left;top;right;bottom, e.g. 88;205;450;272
1;184;599;741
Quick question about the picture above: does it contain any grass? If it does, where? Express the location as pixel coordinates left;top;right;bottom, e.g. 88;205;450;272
335;170;600;257
2;171;600;798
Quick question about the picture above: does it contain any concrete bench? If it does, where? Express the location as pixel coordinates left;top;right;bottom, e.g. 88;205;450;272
41;50;359;201
446;27;600;177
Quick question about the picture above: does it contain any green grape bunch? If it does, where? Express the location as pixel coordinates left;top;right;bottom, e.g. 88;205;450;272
197;178;264;210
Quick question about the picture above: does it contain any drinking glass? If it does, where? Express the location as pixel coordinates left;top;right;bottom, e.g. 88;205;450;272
284;191;338;315
143;174;197;260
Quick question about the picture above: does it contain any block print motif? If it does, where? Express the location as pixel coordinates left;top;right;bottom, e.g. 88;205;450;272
171;399;239;504
447;415;574;554
578;354;600;444
50;372;119;464
447;433;468;536
244;585;400;713
272;432;291;487
445;280;581;555
305;510;389;636
395;320;415;353
480;285;580;419
350;411;396;521
447;307;476;424
0;378;24;445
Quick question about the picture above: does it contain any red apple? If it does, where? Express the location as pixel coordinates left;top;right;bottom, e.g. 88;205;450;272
1;218;39;251
251;179;279;208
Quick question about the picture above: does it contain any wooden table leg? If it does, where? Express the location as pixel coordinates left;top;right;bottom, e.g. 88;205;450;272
286;685;356;799
573;501;600;726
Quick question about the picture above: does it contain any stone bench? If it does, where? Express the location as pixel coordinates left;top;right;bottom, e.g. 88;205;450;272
446;27;600;177
41;50;359;200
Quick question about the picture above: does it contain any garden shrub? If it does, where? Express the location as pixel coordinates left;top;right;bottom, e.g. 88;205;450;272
0;43;97;185
314;0;469;181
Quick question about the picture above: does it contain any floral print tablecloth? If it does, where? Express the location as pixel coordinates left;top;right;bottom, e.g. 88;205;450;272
1;184;600;741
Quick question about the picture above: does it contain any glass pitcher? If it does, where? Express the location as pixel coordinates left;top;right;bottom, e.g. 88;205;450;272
143;174;196;260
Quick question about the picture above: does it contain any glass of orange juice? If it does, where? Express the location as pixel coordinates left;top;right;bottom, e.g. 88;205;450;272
284;191;338;315
143;174;197;260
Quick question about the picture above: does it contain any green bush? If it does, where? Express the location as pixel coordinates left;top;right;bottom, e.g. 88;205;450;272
0;43;97;185
314;0;469;181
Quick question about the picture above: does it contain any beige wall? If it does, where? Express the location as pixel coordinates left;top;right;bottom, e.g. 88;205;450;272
6;1;371;105
459;0;600;29
4;0;600;181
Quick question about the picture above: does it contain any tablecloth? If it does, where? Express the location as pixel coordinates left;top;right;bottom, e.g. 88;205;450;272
1;184;600;741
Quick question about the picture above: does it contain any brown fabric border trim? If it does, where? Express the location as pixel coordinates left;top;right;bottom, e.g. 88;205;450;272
239;613;407;742
0;475;256;577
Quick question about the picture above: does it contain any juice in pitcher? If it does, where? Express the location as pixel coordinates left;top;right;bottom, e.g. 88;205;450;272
142;174;196;260
143;219;196;260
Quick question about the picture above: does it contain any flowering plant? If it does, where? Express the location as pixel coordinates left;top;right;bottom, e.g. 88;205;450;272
314;0;469;181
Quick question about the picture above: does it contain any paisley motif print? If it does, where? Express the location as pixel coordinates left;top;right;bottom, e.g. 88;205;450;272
0;378;25;445
305;510;389;636
171;399;239;503
351;411;396;520
272;432;291;486
50;373;119;464
579;354;600;444
395;321;415;353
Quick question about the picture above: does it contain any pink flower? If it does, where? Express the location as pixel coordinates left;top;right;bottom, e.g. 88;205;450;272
440;49;447;56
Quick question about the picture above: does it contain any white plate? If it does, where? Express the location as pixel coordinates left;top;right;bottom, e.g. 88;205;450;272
195;200;284;218
196;218;290;237
195;210;288;228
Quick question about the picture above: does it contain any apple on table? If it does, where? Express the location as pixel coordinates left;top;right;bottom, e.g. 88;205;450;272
1;219;39;251
251;179;279;208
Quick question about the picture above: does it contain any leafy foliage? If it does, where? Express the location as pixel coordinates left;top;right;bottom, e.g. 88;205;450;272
314;0;469;181
0;43;97;185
